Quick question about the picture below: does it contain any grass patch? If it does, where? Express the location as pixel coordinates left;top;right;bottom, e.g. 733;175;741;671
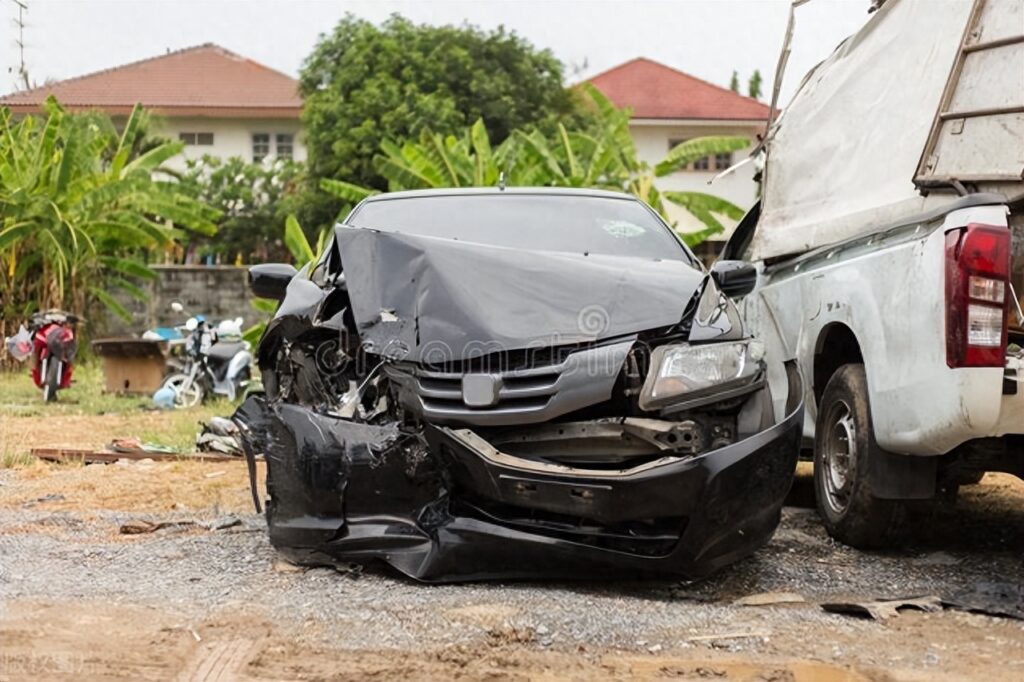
0;363;147;416
0;362;238;466
0;451;36;468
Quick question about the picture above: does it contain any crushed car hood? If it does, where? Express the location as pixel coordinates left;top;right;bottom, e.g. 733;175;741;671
335;227;706;362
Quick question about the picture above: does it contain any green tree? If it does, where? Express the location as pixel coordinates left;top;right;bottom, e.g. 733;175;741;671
0;99;219;332
729;70;740;93
748;69;764;100
321;85;749;247
178;155;303;264
298;14;587;231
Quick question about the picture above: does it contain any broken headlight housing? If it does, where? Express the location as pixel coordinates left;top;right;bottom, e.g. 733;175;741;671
638;340;765;411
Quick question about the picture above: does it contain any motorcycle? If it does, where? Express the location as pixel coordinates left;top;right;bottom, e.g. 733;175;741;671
160;303;252;408
4;310;80;402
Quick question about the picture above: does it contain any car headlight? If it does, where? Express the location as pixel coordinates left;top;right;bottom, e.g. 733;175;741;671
638;340;765;411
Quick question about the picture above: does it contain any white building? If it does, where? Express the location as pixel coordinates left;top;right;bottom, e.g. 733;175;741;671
589;58;769;248
0;44;305;171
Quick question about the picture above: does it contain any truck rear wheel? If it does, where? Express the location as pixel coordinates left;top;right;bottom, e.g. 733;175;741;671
814;364;906;548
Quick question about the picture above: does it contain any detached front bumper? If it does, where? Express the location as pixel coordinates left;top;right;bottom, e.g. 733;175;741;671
235;382;803;583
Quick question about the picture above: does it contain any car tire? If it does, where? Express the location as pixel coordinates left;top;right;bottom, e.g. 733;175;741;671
957;470;985;486
814;363;907;548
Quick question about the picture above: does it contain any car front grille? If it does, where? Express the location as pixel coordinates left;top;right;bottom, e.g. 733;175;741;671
386;339;634;426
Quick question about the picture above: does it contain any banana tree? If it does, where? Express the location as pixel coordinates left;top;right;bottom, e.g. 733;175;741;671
0;98;219;332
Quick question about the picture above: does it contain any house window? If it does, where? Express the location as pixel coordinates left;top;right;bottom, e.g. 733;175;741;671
714;152;732;170
275;133;294;159
252;133;270;162
179;132;214;146
693;157;710;171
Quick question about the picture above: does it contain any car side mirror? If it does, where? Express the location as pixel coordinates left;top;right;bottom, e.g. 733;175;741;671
710;260;757;298
249;263;298;301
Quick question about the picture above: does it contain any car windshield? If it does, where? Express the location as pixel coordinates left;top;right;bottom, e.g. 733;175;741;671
346;193;692;262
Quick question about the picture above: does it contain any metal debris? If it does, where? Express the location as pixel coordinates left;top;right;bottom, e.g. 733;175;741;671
734;592;806;607
821;595;943;620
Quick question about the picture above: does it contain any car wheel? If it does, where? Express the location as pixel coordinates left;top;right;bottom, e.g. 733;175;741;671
957;470;985;486
814;363;906;548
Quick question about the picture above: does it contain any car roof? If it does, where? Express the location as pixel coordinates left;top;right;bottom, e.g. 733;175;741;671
359;187;639;203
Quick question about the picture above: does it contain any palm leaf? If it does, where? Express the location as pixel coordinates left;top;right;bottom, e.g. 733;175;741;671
663;191;746;220
320;178;379;203
91;286;132;321
284;214;315;264
655;136;749;177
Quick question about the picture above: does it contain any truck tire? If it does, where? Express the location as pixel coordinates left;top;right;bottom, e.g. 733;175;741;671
814;364;907;548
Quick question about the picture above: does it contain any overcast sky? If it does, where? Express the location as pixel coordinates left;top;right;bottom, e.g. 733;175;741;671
1;0;872;106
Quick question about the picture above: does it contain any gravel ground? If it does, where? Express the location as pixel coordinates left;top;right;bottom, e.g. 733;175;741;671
1;466;1023;680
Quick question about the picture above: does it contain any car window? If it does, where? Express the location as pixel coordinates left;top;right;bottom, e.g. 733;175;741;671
346;194;693;262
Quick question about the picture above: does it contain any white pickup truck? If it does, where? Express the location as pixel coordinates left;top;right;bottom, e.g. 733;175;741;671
722;0;1024;546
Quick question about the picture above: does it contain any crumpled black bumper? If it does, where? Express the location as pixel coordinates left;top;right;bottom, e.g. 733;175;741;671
234;385;802;583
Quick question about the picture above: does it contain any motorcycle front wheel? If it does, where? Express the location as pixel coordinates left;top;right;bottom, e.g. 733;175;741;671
42;359;61;403
162;373;203;409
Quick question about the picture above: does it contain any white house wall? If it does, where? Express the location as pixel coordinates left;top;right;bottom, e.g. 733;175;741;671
156;116;307;171
629;120;763;238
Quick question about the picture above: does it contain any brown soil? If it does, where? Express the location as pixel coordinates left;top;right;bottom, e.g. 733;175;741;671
0;459;262;516
0;599;879;681
2;413;1023;681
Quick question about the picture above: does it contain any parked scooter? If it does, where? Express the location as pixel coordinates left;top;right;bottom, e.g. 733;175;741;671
3;310;81;402
159;302;252;408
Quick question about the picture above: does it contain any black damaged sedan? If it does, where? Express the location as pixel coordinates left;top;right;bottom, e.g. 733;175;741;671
234;188;803;582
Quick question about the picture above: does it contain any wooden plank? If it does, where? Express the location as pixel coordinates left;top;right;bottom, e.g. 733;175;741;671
29;447;239;464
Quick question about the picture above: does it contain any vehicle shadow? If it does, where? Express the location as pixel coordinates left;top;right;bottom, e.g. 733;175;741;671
786;468;1024;553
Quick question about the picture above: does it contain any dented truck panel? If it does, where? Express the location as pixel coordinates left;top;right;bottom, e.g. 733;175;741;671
237;188;804;582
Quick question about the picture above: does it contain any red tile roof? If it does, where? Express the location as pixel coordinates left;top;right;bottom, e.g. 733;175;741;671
0;44;302;118
588;58;769;121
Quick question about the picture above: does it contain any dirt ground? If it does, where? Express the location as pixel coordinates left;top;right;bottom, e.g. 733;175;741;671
2;414;1023;681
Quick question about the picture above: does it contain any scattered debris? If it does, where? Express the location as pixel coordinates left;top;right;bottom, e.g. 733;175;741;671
205;516;242;531
944;582;1024;621
120;519;199;535
21;494;67;509
30;447;238;464
196;417;244;456
734;592;806;607
204;470;226;479
273;559;306;574
109;438;179;455
821;595;943;620
119;516;242;535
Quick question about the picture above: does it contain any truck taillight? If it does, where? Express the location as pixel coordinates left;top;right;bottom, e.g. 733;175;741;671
945;223;1010;367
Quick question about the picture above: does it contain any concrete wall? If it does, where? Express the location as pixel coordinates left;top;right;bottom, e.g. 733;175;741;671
104;265;254;337
629;119;763;239
157;116;306;172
